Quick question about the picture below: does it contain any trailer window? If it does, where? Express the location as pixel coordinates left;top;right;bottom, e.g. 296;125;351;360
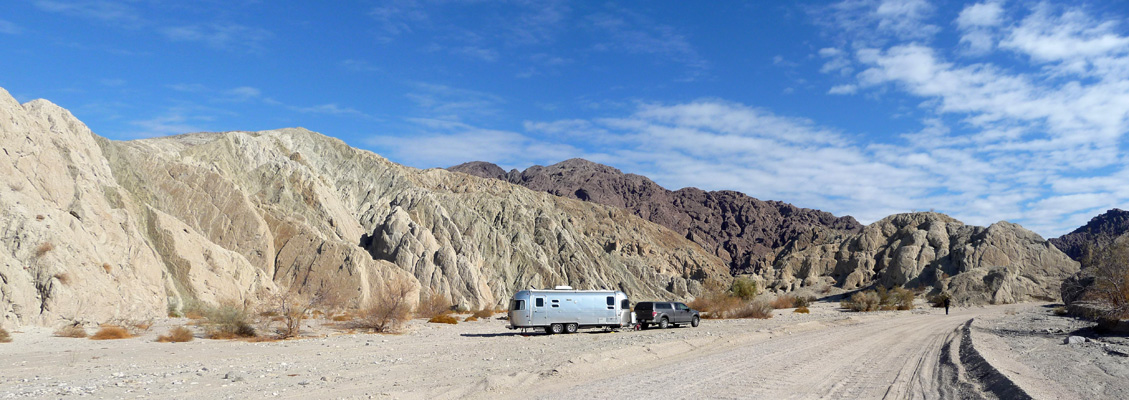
510;299;525;311
621;299;629;310
551;299;560;308
535;298;544;308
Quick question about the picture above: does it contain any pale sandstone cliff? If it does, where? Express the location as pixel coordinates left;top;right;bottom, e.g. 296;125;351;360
772;212;1079;304
0;88;729;326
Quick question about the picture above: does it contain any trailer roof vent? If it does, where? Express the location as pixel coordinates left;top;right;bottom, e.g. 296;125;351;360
554;285;574;290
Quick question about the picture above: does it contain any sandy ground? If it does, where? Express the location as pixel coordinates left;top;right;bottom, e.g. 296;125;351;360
1;301;1122;399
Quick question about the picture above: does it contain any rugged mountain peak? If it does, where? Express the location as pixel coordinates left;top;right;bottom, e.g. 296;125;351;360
448;158;863;275
1050;209;1129;260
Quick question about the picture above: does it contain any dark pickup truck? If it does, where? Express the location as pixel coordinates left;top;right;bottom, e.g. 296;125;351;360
634;301;700;329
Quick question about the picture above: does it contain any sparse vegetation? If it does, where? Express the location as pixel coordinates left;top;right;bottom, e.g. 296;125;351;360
102;263;112;273
929;292;951;308
729;277;758;300
463;316;478;322
90;325;132;340
428;314;459;324
842;287;916;312
1053;306;1068;316
269;289;328;339
35;214;45;221
203;302;257;339
688;291;745;319
0;327;10;343
35;242;54;258
471;308;495;319
416;292;452;319
157;326;194;343
794;295;813;308
55;325;87;338
794;306;810;314
771;295;797;309
736;298;774;319
354;277;414;333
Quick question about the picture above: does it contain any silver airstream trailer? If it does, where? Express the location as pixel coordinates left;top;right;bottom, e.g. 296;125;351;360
507;286;632;334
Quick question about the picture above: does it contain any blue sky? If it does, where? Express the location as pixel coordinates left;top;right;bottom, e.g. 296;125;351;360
2;0;1128;237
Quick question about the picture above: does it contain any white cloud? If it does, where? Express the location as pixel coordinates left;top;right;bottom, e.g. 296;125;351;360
999;3;1129;77
33;0;144;27
161;23;272;53
290;103;370;118
0;19;21;34
956;1;1004;28
815;0;940;45
129;112;206;138
587;11;709;75
828;84;858;94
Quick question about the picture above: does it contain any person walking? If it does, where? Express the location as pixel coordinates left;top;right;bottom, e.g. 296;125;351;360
943;297;951;315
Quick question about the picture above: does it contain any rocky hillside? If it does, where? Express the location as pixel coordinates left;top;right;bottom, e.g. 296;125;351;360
771;213;1079;305
0;88;730;326
449;159;863;275
1049;209;1129;261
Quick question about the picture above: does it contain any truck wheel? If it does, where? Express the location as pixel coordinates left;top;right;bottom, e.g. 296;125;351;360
565;323;578;334
691;316;700;327
550;323;564;334
659;318;669;329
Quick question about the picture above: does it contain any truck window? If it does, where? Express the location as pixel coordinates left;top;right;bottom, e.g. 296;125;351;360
659;303;672;310
676;303;689;311
535;298;544;307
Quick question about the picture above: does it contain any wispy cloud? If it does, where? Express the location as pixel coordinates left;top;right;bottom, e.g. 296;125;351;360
129;111;208;138
340;59;380;72
370;0;429;39
161;23;272;53
0;19;22;34
813;0;940;45
405;82;506;121
289;103;371;118
587;11;709;77
33;0;145;27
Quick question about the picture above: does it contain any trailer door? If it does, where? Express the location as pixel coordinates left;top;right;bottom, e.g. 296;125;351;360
532;296;547;325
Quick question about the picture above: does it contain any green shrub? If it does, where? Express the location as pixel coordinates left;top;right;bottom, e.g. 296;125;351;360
729;277;758;300
204;302;256;339
794;296;813;308
891;287;916;310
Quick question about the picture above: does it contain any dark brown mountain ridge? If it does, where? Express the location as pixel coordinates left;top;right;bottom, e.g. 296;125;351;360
1050;208;1129;261
449;158;864;275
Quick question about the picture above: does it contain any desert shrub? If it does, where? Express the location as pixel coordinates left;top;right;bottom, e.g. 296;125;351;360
204;302;257;339
428;314;458;324
688;292;745;319
735;298;774;319
1075;240;1129;319
771;295;796;309
0;327;10;343
794;295;813;308
354;277;414;333
101;263;112;273
35;214;44;221
729;277;758;300
471;308;495;319
891;287;916;310
55;325;87;338
90;325;132;340
1053;306;1068;316
269;289;328;339
842;291;881;312
794;306;810;314
157;326;194;343
331;313;354;322
35;242;54;258
415;292;452;319
463;316;478;322
53;273;71;285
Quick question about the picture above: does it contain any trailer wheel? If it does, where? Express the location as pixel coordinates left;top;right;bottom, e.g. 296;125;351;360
565;323;578;334
659;318;669;329
691;316;700;327
550;323;564;334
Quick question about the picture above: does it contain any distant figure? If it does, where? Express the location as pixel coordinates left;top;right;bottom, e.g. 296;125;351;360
944;297;951;315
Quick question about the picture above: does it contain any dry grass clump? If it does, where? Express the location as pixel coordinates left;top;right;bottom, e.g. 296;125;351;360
90;325;132;340
689;292;746;319
463;316;478;322
53;272;72;285
842;287;916;312
203;302;257;339
157;326;194;343
471;308;495;319
734;298;774;319
353;278;414;333
35;242;54;258
428;314;459;324
416;293;453;319
794;306;810;314
55;325;87;338
101;263;112;273
771;295;797;309
0;327;11;343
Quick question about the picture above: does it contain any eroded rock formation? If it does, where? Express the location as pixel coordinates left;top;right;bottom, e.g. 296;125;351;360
1049;209;1129;261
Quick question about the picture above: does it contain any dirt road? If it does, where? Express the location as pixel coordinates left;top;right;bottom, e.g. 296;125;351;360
1;302;1016;399
531;306;1004;400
